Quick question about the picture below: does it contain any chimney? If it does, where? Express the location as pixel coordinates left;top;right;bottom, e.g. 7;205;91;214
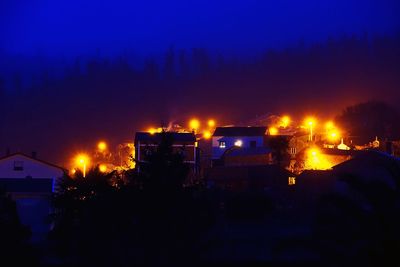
32;151;37;159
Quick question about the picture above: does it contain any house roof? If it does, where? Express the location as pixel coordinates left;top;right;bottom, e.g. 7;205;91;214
332;150;400;172
0;153;66;171
213;127;267;137
135;132;196;143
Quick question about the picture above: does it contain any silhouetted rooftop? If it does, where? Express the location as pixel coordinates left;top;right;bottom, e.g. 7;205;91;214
135;132;196;143
213;127;267;137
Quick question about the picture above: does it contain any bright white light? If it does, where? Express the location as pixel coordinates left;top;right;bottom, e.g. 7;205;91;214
234;140;243;147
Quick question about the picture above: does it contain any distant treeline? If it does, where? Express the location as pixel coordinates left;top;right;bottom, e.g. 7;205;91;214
0;33;399;163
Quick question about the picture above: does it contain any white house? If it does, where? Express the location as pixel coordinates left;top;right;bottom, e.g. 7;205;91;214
0;153;65;242
212;127;267;165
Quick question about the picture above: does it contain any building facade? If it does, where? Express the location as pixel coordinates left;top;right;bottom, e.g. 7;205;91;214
0;153;65;242
211;126;268;165
134;131;198;169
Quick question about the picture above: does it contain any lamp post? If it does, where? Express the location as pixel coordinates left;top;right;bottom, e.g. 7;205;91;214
76;154;89;178
306;119;315;141
79;158;86;177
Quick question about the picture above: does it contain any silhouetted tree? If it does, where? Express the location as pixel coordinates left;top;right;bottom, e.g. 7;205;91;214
336;101;400;142
267;136;290;167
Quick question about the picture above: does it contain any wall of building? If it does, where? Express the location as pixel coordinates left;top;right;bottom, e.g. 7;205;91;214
212;136;264;159
0;155;64;179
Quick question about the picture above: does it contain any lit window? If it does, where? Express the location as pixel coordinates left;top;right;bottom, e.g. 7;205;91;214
234;140;243;147
288;176;296;185
290;147;297;155
14;161;24;171
219;141;226;148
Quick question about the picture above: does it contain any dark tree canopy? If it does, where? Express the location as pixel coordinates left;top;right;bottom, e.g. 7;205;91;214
335;101;400;142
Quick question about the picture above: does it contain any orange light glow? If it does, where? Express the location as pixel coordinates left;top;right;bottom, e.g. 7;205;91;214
76;154;89;165
325;121;334;130
74;154;90;177
203;131;212;139
305;147;333;170
305;117;316;126
328;131;339;142
280;115;290;128
189;119;200;131
269;127;278;135
99;164;107;173
148;127;162;135
207;119;216;128
97;141;107;151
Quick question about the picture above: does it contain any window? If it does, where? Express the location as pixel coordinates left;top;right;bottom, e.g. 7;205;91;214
219;141;226;148
234;140;243;147
290;147;297;155
250;141;257;148
288;176;296;186
14;161;24;171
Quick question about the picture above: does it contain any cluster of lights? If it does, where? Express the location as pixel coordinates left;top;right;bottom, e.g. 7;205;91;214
325;121;341;143
72;141;113;177
268;115;291;136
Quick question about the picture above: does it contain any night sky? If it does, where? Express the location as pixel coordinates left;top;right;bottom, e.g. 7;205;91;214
1;0;399;56
0;0;399;165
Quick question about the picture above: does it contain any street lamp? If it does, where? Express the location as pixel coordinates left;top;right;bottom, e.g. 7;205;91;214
76;154;89;178
207;119;216;128
189;118;200;132
306;118;316;141
97;141;107;152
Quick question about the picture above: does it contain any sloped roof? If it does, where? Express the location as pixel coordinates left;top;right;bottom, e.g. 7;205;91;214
213;127;267;137
332;150;400;172
0;153;65;171
135;132;196;143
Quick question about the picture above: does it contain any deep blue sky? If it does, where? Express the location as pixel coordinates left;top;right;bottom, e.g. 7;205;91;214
1;0;399;57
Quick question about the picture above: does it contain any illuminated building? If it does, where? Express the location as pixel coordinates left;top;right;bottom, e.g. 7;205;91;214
134;131;198;172
211;126;268;166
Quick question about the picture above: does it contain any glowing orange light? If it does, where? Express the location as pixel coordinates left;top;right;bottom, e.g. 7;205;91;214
305;147;333;170
203;131;212;139
148;127;162;135
189;119;200;131
208;119;216;128
148;128;157;134
305;117;316;126
269;127;278;135
329;131;339;141
280;116;290;128
325;121;334;130
97;141;107;151
75;154;90;177
76;154;89;165
99;164;107;173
